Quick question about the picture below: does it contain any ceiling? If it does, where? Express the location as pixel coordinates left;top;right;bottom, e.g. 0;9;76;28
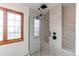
21;3;59;13
21;3;74;9
21;3;74;13
21;3;56;9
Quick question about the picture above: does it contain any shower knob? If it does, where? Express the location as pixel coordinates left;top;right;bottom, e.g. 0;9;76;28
52;32;57;40
53;36;57;40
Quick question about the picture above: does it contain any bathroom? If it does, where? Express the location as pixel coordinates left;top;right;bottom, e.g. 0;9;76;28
0;3;75;56
29;3;75;56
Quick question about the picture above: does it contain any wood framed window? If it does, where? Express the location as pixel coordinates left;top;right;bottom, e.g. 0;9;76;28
0;7;24;45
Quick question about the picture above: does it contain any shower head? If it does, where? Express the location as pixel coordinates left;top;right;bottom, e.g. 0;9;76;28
36;16;39;19
38;4;47;10
40;4;47;9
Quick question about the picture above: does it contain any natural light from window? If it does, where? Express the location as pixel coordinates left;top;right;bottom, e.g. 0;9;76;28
34;19;40;36
0;10;3;41
7;12;21;40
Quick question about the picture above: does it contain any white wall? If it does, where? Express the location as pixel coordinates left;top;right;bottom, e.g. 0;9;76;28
49;4;62;55
76;3;79;56
0;3;29;56
62;4;75;53
41;12;49;56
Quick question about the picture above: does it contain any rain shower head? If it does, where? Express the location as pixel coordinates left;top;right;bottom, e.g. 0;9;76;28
38;4;48;10
37;4;47;18
40;4;47;9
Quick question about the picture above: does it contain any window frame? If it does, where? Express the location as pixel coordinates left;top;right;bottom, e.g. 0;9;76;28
0;7;24;45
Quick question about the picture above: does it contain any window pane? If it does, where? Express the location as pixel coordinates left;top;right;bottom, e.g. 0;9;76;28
15;33;21;38
15;21;21;26
0;26;3;41
8;13;15;20
8;27;14;32
34;19;40;36
35;24;40;28
0;27;3;32
0;32;3;41
34;19;40;24
0;10;3;18
8;20;14;26
7;12;22;40
8;33;15;40
15;14;21;20
0;10;3;41
0;19;3;26
15;27;21;33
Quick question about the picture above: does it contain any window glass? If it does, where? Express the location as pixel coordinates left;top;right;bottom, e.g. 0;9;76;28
34;19;40;36
7;12;22;40
15;27;21;33
8;27;15;33
0;10;3;41
15;21;21;26
15;33;21;38
15;14;21;21
0;19;3;26
8;13;15;20
8;20;15;26
0;10;3;18
8;33;15;40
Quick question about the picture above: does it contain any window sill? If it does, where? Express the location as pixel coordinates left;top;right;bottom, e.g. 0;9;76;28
0;39;24;46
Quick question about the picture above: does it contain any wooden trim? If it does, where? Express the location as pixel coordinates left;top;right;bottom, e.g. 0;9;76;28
21;13;24;39
0;7;23;14
3;10;7;41
0;7;24;45
0;39;24;46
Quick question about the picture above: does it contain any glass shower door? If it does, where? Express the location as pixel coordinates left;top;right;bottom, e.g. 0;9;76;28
29;9;41;56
